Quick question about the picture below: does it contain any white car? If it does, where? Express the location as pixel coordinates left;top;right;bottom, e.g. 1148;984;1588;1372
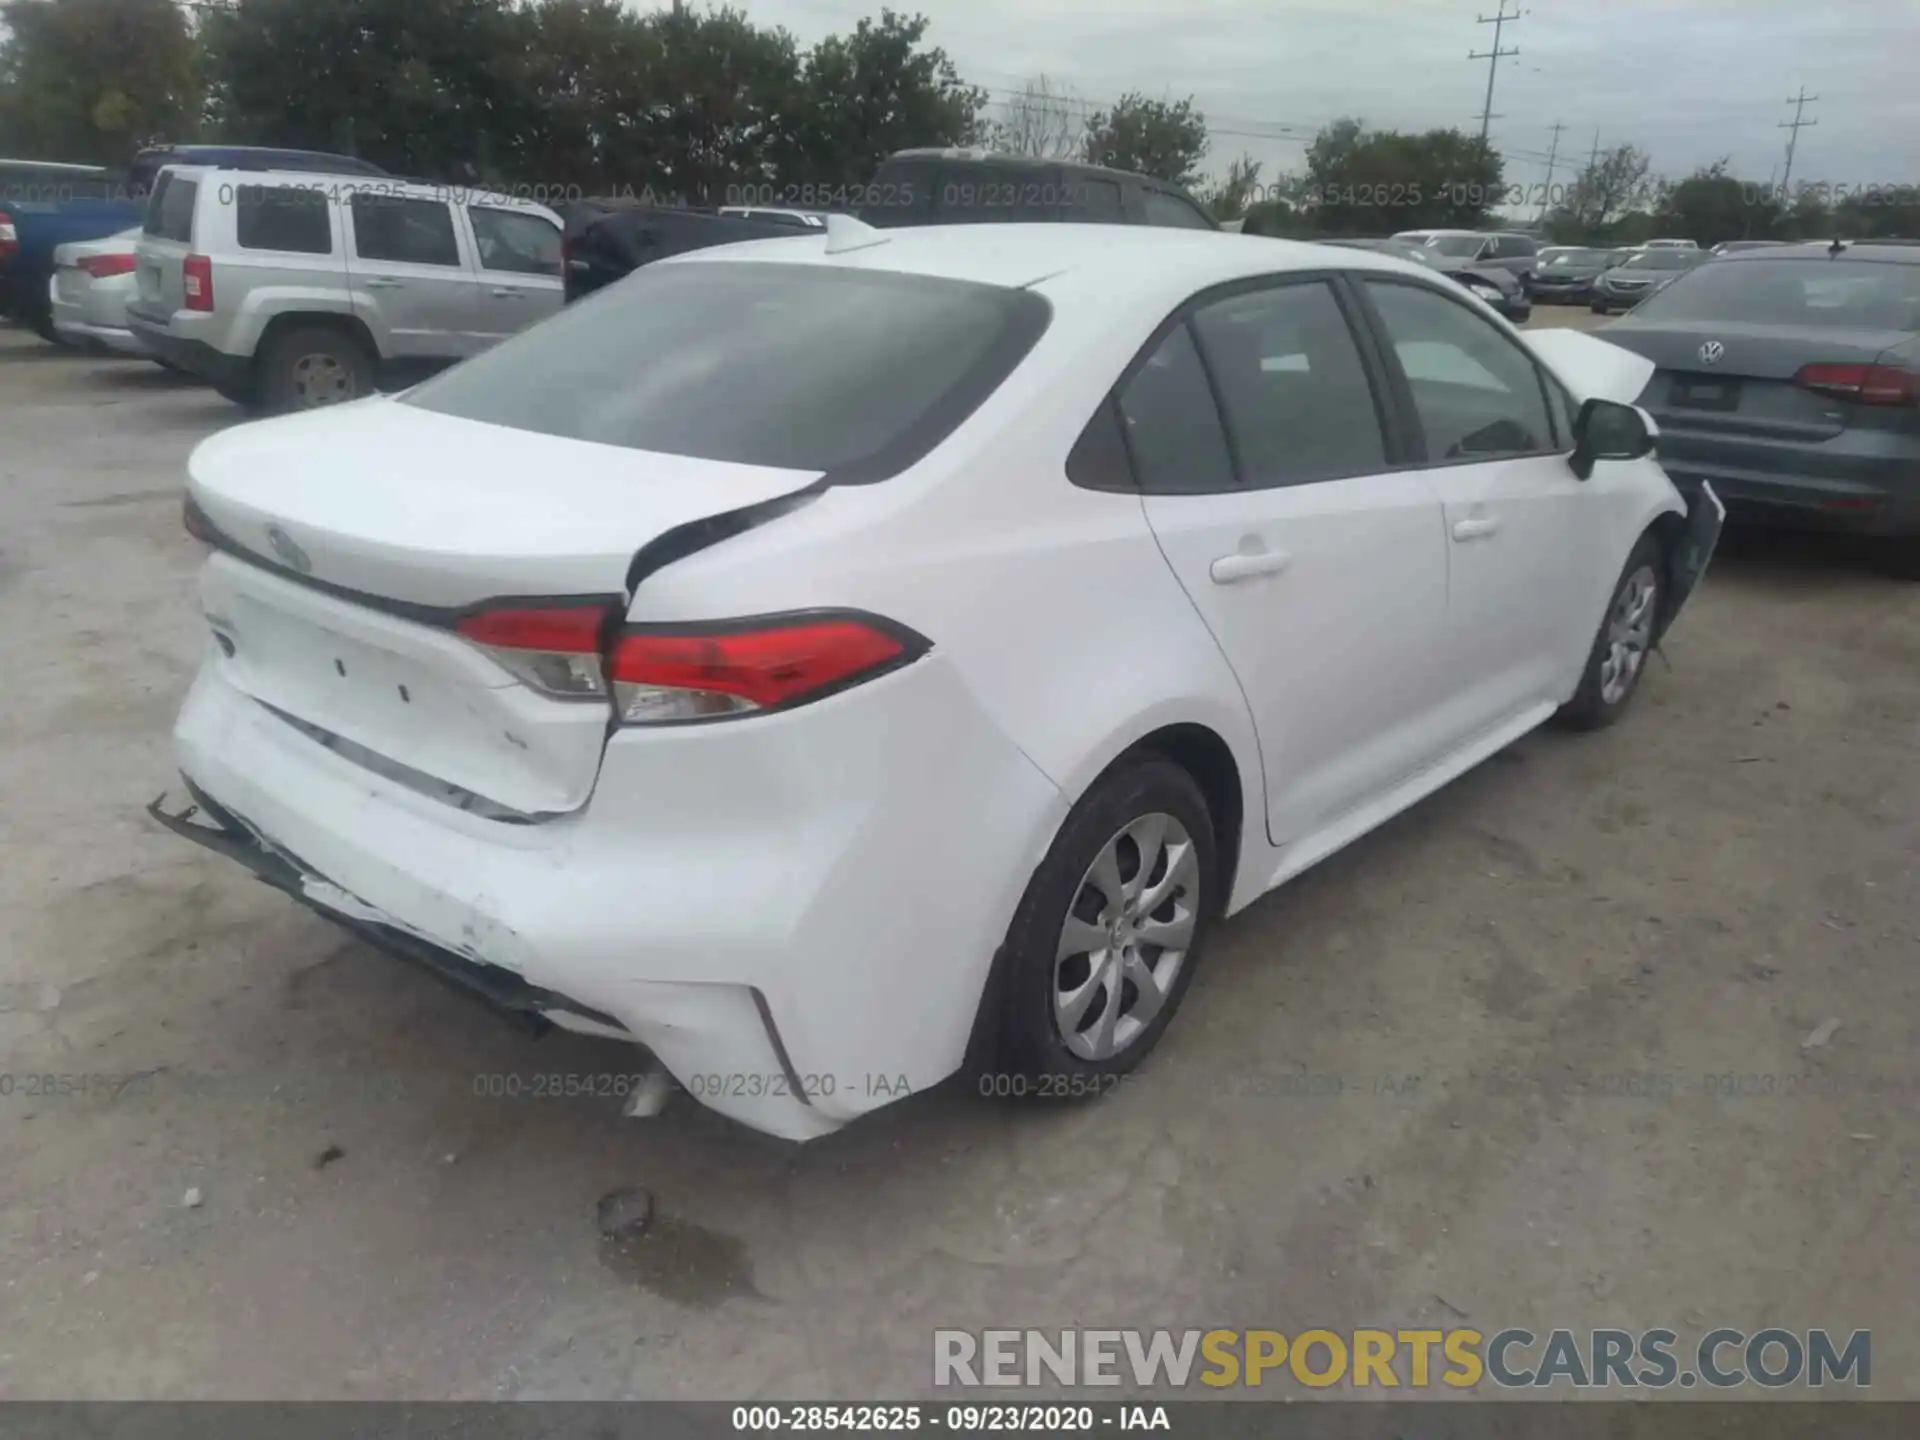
50;226;148;355
154;219;1723;1141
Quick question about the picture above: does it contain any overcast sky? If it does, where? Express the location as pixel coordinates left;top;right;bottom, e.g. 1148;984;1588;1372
644;0;1918;194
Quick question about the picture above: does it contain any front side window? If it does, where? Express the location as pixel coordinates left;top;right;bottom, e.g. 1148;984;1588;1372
468;206;561;275
1363;280;1555;461
1189;281;1388;487
1116;324;1235;492
350;194;460;267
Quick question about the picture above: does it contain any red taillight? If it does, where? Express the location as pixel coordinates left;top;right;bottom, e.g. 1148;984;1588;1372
454;603;616;700
183;253;214;311
1793;362;1915;407
183;496;215;543
0;210;17;263
608;615;919;724
79;252;137;279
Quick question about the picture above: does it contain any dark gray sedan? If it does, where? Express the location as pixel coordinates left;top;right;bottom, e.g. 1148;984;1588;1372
1602;242;1919;560
1527;246;1633;304
1590;248;1707;314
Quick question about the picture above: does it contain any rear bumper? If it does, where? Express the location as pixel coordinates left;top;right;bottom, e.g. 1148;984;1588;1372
1649;426;1920;538
50;276;145;353
164;656;1066;1141
126;306;250;388
1526;279;1595;303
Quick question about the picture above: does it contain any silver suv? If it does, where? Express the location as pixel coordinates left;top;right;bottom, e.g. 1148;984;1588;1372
1392;229;1540;280
126;167;563;412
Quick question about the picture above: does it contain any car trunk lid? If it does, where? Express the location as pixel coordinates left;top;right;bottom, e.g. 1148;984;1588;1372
187;400;823;816
1603;318;1916;442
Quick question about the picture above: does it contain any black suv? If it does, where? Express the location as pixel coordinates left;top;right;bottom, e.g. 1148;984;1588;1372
858;149;1219;231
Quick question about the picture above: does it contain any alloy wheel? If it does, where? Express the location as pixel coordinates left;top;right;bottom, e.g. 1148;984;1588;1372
1599;564;1658;705
1053;812;1200;1061
290;352;357;408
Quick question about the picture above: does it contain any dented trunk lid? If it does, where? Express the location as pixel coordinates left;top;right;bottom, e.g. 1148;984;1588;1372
186;399;822;816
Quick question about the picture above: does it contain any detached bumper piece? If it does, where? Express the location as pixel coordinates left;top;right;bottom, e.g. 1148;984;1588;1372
147;782;625;1039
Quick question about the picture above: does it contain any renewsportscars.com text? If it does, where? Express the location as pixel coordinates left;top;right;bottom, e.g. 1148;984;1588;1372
934;1327;1870;1390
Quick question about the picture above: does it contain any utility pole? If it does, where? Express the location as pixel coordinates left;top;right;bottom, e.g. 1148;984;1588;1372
1778;87;1818;201
1537;119;1567;219
1470;3;1523;143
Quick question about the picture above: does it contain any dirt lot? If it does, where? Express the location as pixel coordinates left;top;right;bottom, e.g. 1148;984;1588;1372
1;313;1916;1401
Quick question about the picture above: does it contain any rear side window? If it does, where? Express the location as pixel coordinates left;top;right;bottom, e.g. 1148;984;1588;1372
1632;259;1920;330
235;184;332;255
1190;281;1388;487
404;261;1051;479
350;194;460;267
1116;324;1235;492
1141;191;1215;230
1069;179;1125;223
144;174;198;242
467;206;561;275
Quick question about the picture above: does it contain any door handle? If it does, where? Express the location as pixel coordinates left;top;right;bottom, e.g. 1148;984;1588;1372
1452;516;1502;542
489;287;523;298
1209;550;1292;584
361;277;403;290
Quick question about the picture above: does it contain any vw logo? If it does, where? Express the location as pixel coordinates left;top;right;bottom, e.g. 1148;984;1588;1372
1699;341;1726;365
264;523;312;574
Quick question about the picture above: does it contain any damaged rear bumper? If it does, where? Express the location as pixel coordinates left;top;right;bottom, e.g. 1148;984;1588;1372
147;784;622;1039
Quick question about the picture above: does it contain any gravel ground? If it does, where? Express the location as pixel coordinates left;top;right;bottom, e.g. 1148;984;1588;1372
1;312;1915;1400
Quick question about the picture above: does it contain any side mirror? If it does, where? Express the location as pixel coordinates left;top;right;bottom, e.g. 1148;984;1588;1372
1569;398;1657;479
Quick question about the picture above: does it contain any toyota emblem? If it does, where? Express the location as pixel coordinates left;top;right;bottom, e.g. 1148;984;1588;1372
1699;341;1726;365
264;523;312;574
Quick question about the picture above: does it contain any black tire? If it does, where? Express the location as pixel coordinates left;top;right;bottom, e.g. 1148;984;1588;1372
257;324;373;414
966;755;1220;1095
1589;300;1608;315
1556;532;1665;731
214;376;258;407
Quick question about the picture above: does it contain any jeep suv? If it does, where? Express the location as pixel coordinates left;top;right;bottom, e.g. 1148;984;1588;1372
125;167;563;412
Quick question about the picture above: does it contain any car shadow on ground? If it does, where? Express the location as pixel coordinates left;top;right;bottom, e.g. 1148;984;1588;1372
1708;524;1913;589
81;360;209;392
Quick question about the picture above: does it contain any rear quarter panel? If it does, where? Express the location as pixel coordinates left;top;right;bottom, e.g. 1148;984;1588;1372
622;282;1273;911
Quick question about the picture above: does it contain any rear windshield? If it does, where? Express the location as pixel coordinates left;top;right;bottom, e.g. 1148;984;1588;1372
1428;235;1486;257
143;173;197;241
404;261;1052;479
1632;259;1920;329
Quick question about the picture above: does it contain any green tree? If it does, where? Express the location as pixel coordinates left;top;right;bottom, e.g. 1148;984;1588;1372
1082;92;1208;187
0;0;201;165
1199;153;1262;221
783;9;986;189
202;0;534;178
1301;117;1503;234
1656;159;1780;246
1545;142;1654;241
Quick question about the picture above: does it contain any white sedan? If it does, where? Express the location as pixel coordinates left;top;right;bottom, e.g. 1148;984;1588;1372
153;219;1722;1141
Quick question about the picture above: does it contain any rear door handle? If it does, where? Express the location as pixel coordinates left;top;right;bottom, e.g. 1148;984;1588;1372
1452;516;1502;542
1210;550;1292;584
361;277;403;290
489;286;523;298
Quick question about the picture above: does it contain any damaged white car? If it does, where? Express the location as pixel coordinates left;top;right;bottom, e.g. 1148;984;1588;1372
154;219;1722;1140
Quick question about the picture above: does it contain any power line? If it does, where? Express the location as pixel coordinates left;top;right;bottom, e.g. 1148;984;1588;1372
1778;86;1819;197
1469;2;1522;143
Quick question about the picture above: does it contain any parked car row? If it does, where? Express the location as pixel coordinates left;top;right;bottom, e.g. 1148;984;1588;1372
1319;237;1531;323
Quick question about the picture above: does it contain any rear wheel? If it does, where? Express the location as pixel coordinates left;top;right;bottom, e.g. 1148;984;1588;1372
1589;300;1608;315
1556;533;1664;730
967;756;1218;1092
258;325;373;414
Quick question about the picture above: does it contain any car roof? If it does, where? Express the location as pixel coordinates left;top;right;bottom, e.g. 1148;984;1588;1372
883;148;1193;191
1722;241;1920;265
0;157;109;173
156;164;553;208
668;221;1433;304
